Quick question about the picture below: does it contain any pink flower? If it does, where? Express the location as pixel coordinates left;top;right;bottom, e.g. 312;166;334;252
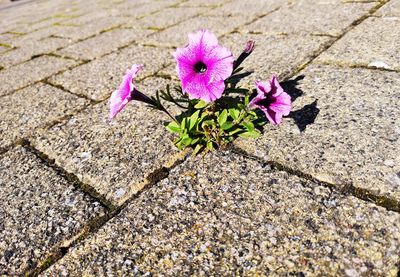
173;29;234;102
249;75;292;125
109;64;143;120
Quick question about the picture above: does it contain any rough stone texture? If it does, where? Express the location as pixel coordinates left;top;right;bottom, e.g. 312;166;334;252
116;0;178;18
0;83;88;150
31;77;184;207
49;44;172;101
242;0;377;36
147;15;250;47
375;0;400;17
235;65;400;202
0;36;70;68
208;0;284;17
0;55;77;96
56;28;152;60
131;6;208;29
42;151;400;276
316;17;400;71
0;146;106;275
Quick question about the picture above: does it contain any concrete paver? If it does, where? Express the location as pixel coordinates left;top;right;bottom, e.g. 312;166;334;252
0;55;77;96
316;17;400;71
0;146;106;275
242;1;377;36
42;151;400;276
235;65;400;202
56;28;152;61
0;83;88;150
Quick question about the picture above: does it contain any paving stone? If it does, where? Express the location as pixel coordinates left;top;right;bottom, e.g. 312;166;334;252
50;45;172;101
316;17;400;71
56;28;152;60
132;7;208;29
178;0;226;7
375;0;400;17
0;45;9;54
146;15;250;47
208;0;284;17
117;0;178;18
0;83;88;150
242;0;377;36
42;151;400;276
31;77;184;207
0;55;77;96
235;65;400;202
220;33;331;83
0;37;70;68
0;146;106;275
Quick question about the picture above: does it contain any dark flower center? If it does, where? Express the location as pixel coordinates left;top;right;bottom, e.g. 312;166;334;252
194;61;207;73
256;96;274;107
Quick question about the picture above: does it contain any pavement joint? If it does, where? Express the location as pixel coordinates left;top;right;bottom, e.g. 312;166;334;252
24;144;190;276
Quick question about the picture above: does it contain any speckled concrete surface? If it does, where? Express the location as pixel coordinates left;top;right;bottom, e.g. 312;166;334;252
0;146;106;275
235;65;400;202
0;0;399;275
31;78;184;207
42;151;400;276
316;16;400;71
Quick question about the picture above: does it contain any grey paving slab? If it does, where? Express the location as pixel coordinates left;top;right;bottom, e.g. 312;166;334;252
375;0;400;17
0;37;70;68
42;151;400;276
132;6;208;29
56;28;151;60
146;15;250;47
0;146;106;275
178;0;226;7
222;33;331;83
116;0;178;18
0;55;77;96
0;83;88;150
31;77;185;207
316;17;400;71
235;65;400;202
208;0;285;17
49;45;172;101
242;0;377;36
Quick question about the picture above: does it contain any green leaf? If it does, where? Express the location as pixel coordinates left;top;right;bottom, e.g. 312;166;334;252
180;134;192;146
242;121;254;132
228;128;243;136
221;121;234;131
190;137;200;145
194;100;208;109
165;121;181;133
193;144;204;155
228;108;240;121
244;95;249;106
207;141;214;151
202;119;216;129
239;130;261;138
217;109;228;126
189;110;200;131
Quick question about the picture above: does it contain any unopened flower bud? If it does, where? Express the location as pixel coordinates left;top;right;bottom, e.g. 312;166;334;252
244;40;255;54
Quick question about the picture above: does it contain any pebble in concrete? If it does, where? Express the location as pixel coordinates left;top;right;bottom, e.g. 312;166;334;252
235;65;400;203
0;146;106;275
42;151;400;276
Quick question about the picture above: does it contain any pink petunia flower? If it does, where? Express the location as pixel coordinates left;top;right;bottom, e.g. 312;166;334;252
249;75;292;125
173;29;234;102
109;64;143;120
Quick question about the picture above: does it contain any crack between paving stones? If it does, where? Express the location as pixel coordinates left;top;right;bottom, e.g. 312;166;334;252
229;145;400;213
22;141;190;276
